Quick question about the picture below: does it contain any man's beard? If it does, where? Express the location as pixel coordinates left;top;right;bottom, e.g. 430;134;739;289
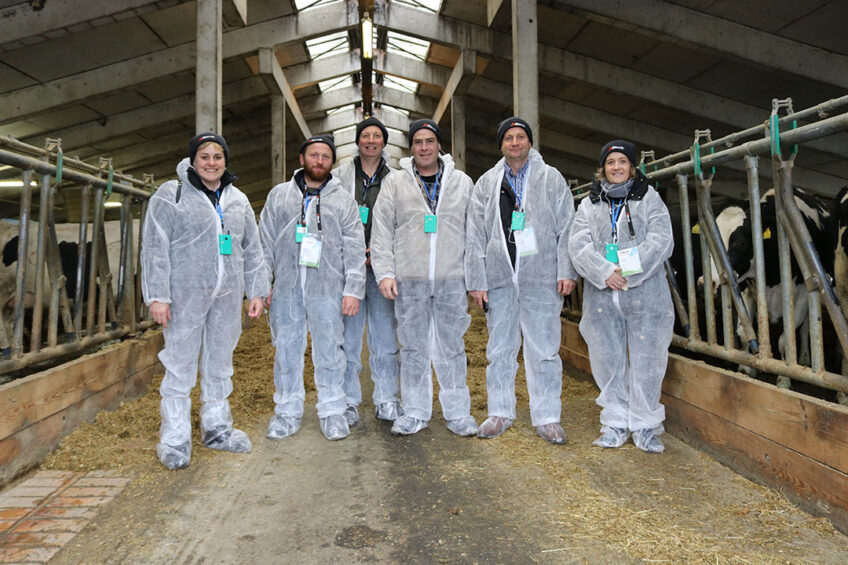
305;162;330;184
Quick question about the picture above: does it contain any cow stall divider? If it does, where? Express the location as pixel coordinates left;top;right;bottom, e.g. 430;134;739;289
0;136;155;376
567;96;848;400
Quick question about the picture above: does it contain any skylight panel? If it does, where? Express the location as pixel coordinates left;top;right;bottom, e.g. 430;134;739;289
294;0;341;12
393;0;442;13
386;31;430;62
386;126;405;140
317;75;350;93
380;104;410;118
381;74;419;94
305;31;348;60
327;104;355;116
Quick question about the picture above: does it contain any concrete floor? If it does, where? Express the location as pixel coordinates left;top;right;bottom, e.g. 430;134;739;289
40;398;848;565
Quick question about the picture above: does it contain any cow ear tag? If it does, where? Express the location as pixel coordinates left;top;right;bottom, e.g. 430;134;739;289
691;223;700;234
763;227;772;240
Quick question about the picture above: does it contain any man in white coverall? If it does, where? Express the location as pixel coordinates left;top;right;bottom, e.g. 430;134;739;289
370;119;478;437
260;135;366;442
465;117;577;444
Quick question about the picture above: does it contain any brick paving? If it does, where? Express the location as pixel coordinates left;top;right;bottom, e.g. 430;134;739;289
0;471;130;564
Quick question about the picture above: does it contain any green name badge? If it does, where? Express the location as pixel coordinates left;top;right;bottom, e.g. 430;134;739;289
359;206;369;224
295;224;307;243
218;233;232;255
424;214;437;233
604;243;619;263
511;211;525;231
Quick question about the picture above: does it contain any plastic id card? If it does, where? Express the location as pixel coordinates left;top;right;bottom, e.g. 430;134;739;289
424;214;437;233
295;224;307;243
604;243;619;263
618;246;643;276
218;234;232;255
510;211;525;231
515;226;539;257
359;206;369;224
299;234;322;267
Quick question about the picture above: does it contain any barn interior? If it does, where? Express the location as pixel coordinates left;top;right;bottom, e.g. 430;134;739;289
0;0;846;221
1;0;848;560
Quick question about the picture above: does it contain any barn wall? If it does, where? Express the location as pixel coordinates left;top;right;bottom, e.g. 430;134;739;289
0;330;163;487
560;319;848;534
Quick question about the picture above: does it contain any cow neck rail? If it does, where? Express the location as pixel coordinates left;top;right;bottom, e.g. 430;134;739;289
562;97;848;398
0;139;154;377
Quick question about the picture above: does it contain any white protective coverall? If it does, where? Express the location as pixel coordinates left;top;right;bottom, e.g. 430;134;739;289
465;148;577;426
567;171;674;437
370;154;474;425
259;170;366;428
141;157;269;464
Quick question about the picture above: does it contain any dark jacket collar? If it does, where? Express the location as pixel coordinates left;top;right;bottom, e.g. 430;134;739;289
355;156;389;183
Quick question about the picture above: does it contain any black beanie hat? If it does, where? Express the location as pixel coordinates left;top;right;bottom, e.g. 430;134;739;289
189;132;229;166
356;117;389;146
299;134;337;163
407;119;442;146
599;140;638;168
497;117;533;148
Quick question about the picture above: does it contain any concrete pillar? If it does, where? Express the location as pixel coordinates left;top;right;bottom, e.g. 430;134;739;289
451;95;466;171
196;0;223;133
511;0;539;145
272;93;286;185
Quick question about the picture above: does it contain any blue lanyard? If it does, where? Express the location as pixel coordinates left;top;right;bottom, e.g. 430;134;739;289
609;199;624;242
360;171;375;204
505;172;526;210
418;171;441;205
214;188;224;229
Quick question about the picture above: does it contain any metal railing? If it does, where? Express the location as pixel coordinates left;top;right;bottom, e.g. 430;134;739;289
565;97;848;396
0;136;155;375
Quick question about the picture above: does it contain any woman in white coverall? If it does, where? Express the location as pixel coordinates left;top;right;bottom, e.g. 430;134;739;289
142;133;268;470
568;140;674;453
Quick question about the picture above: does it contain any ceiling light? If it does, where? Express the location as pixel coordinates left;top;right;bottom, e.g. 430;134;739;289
362;12;373;60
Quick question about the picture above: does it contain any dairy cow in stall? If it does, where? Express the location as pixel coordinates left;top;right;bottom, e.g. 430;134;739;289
700;188;837;364
0;220;137;353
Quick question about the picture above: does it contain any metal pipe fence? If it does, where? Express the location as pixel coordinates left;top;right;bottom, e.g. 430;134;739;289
0;137;155;375
565;97;848;396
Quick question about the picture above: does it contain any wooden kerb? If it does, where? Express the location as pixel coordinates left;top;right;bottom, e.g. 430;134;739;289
559;318;848;533
0;330;163;487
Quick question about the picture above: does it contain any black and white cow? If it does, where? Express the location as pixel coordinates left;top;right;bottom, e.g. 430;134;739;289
701;188;838;364
0;220;136;353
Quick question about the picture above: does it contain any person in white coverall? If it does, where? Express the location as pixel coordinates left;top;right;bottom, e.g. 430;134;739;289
259;134;366;442
370;119;478;437
332;117;401;425
465;117;577;444
141;132;269;470
568;140;674;454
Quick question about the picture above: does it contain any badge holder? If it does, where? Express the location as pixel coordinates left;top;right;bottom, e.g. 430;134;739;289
299;234;322;268
511;211;525;231
515;226;539;257
618;246;643;276
218;233;232;255
604;243;619;263
424;214;437;233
